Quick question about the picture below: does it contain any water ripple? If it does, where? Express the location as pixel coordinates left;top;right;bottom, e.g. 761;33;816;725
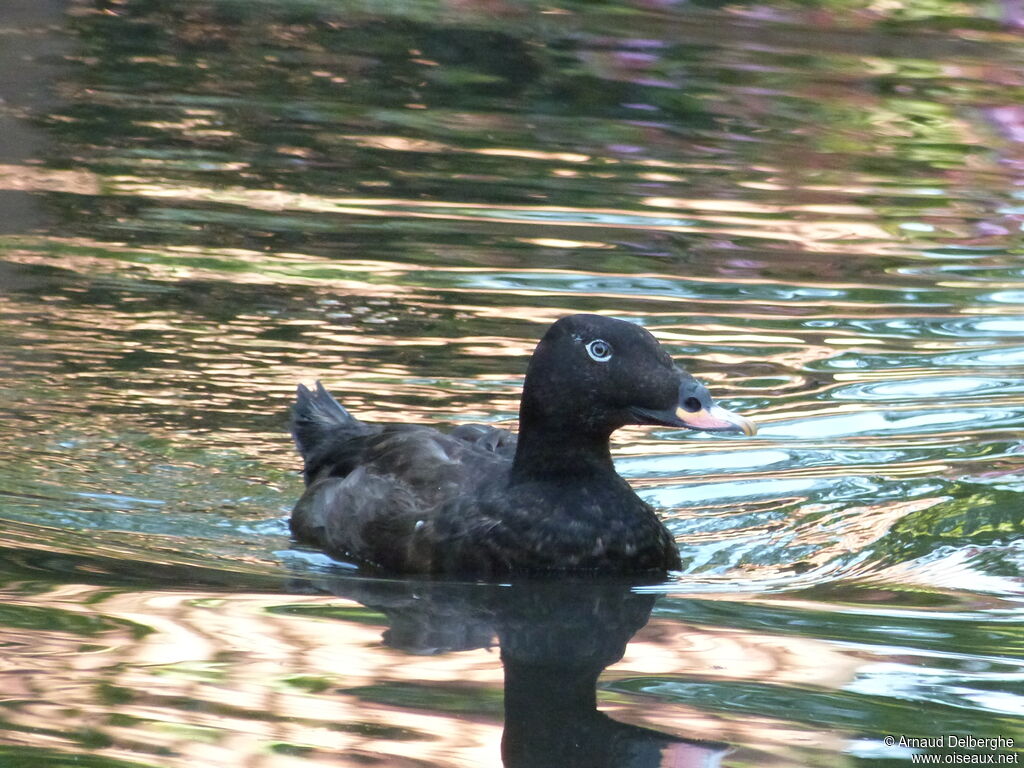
815;345;1024;371
833;376;1024;401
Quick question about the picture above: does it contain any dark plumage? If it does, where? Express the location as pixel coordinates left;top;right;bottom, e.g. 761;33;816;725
289;314;756;576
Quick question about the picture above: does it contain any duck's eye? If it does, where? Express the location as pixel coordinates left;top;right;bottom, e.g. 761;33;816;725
586;339;613;362
682;396;702;412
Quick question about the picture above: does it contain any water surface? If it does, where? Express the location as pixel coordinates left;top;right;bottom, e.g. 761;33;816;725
1;0;1023;766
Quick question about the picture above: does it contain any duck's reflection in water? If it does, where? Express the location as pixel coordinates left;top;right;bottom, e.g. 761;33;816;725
305;576;729;768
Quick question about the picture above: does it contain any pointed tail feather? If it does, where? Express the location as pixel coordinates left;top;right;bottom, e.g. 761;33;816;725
290;381;362;459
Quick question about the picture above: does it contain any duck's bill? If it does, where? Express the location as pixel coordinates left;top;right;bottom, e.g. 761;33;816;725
630;403;757;436
675;404;757;436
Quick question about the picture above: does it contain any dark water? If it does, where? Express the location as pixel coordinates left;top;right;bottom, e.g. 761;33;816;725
2;0;1023;765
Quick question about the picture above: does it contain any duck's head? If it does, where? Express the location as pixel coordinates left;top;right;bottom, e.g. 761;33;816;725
519;314;756;438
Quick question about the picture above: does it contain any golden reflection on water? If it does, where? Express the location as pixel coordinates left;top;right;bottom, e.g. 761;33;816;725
1;585;502;766
101;177;901;249
342;133;592;164
0;164;101;195
0;581;882;767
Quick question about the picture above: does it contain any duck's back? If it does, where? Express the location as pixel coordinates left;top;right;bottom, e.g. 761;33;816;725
290;383;516;571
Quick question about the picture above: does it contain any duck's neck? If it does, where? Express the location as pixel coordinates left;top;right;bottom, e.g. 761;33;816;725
510;422;615;482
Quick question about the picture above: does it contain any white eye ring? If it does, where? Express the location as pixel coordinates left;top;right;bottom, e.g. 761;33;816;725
586;339;613;362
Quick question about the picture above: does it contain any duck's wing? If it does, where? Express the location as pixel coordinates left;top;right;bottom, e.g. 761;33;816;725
292;425;511;571
291;382;517;482
288;382;516;571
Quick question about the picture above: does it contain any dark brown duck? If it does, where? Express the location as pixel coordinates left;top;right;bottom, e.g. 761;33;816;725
289;314;756;576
